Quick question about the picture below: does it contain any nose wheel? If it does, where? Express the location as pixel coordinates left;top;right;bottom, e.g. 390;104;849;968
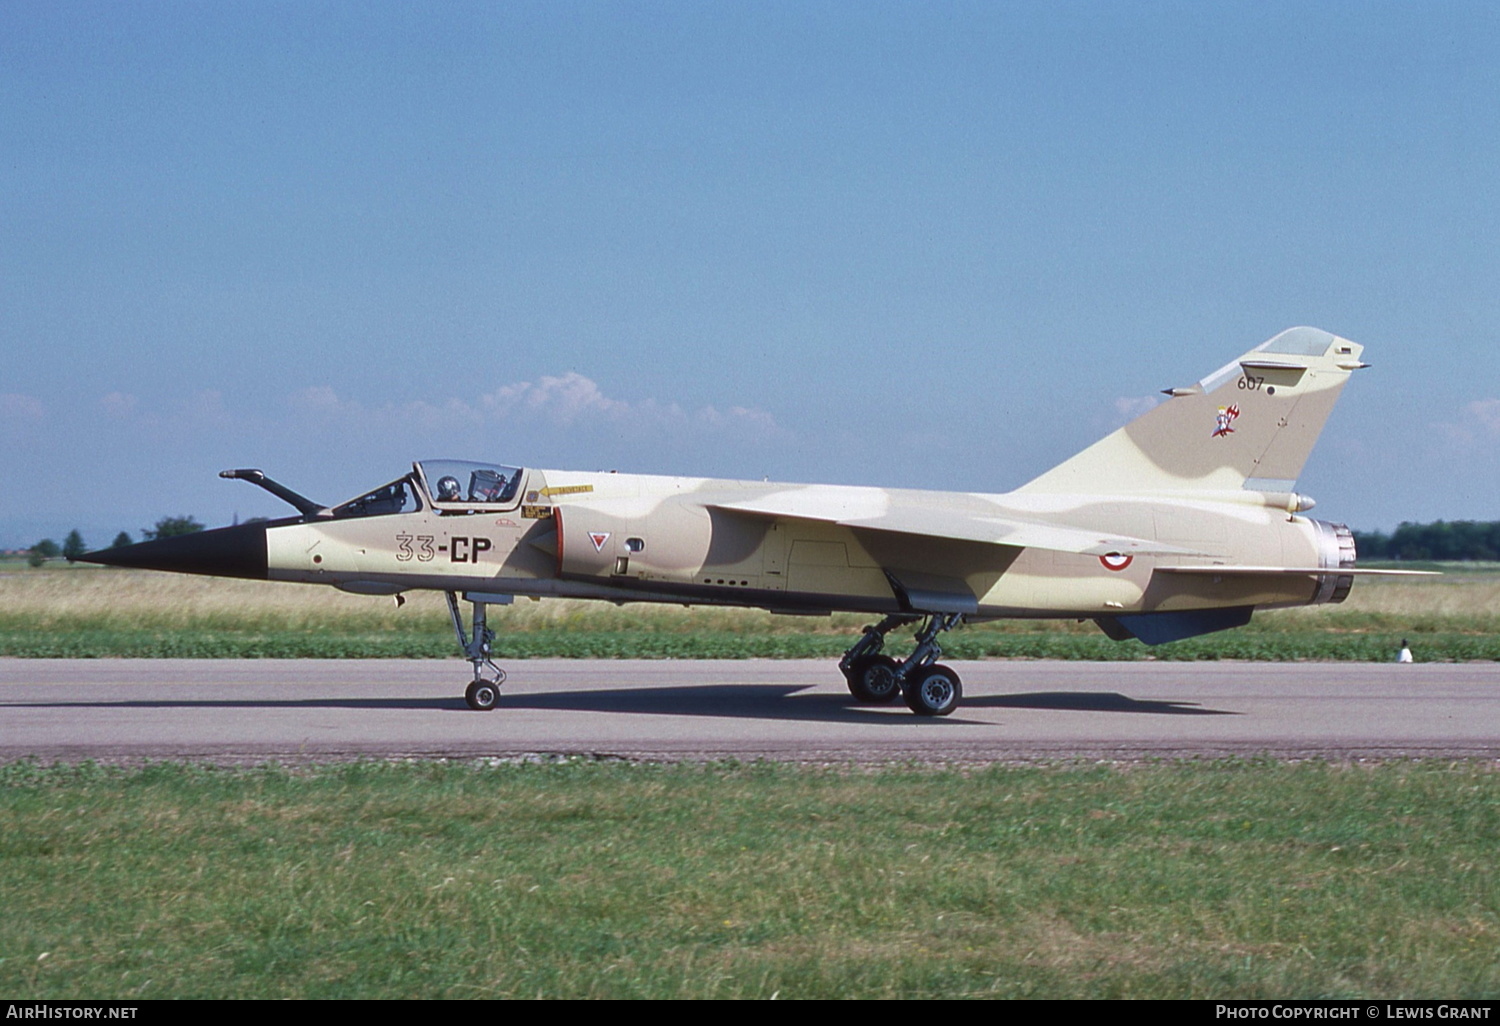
465;678;501;711
448;592;508;711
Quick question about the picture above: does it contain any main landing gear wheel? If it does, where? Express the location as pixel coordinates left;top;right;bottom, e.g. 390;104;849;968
903;664;962;717
465;679;500;711
838;612;964;717
844;654;900;704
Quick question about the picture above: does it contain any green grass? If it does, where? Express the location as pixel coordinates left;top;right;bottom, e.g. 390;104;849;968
4;627;1499;661
1;565;1497;660
2;759;1498;999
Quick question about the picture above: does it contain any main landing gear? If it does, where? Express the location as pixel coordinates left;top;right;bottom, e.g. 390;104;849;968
839;612;966;716
447;592;507;711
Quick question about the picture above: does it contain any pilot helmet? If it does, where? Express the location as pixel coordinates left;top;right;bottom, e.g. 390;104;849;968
437;476;462;501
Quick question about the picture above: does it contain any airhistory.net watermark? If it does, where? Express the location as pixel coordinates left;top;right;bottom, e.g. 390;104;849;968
5;1008;136;1019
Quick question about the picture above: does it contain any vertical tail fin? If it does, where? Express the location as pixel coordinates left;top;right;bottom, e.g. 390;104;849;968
1017;327;1366;495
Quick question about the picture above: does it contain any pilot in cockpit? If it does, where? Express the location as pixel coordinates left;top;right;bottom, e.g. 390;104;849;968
436;476;463;502
470;470;508;502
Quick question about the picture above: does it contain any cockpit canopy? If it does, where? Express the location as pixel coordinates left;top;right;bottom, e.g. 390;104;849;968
330;477;420;519
415;460;524;508
328;460;526;519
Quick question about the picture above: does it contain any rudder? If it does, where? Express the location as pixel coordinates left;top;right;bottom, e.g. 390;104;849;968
1016;327;1366;495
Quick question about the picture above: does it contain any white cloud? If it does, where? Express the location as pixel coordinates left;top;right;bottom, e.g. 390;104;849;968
100;392;138;418
288;386;343;414
0;393;44;421
399;396;486;432
181;390;229;423
1111;394;1159;426
1465;399;1500;436
1437;398;1500;446
482;372;628;424
88;389;229;431
289;372;782;438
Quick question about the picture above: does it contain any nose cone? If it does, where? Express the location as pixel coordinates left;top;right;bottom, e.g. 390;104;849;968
78;522;268;579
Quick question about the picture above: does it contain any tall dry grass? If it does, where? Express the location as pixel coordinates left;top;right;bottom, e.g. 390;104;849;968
2;564;1494;639
1272;571;1500;633
0;567;870;635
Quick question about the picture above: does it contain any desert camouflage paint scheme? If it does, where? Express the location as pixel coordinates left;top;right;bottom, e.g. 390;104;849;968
84;327;1420;716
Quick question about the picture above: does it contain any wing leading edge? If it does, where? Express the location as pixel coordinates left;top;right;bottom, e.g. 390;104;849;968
707;498;1209;557
1155;566;1438;576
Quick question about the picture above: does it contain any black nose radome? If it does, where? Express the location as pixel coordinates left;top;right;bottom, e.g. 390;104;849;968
77;522;268;579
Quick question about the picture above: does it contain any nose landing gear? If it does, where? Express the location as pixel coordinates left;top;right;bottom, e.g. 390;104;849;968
447;591;508;711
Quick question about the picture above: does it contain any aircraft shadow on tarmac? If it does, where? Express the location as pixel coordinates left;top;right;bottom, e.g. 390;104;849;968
16;685;1234;721
971;692;1236;716
500;685;1235;720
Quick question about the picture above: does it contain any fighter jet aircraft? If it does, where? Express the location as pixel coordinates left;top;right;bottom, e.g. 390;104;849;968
81;327;1423;716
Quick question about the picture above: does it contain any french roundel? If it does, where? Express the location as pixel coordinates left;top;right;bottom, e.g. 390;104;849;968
1099;552;1133;571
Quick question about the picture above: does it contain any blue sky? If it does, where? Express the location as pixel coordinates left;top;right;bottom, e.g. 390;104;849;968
3;1;1497;549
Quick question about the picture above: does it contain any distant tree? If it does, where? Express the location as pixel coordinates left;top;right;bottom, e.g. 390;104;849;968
1354;519;1500;561
1352;529;1391;559
27;538;59;568
112;531;133;549
142;516;205;541
62;529;86;561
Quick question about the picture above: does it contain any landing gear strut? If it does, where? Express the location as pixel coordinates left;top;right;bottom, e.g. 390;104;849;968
840;614;917;703
447;591;507;711
840;611;965;716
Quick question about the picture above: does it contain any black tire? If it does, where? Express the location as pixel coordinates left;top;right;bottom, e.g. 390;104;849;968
902;664;962;717
845;654;901;704
465;679;500;711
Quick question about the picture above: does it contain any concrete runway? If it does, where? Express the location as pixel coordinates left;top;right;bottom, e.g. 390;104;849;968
3;658;1499;764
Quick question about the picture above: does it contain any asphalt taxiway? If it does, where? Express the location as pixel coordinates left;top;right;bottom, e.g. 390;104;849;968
2;658;1498;764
